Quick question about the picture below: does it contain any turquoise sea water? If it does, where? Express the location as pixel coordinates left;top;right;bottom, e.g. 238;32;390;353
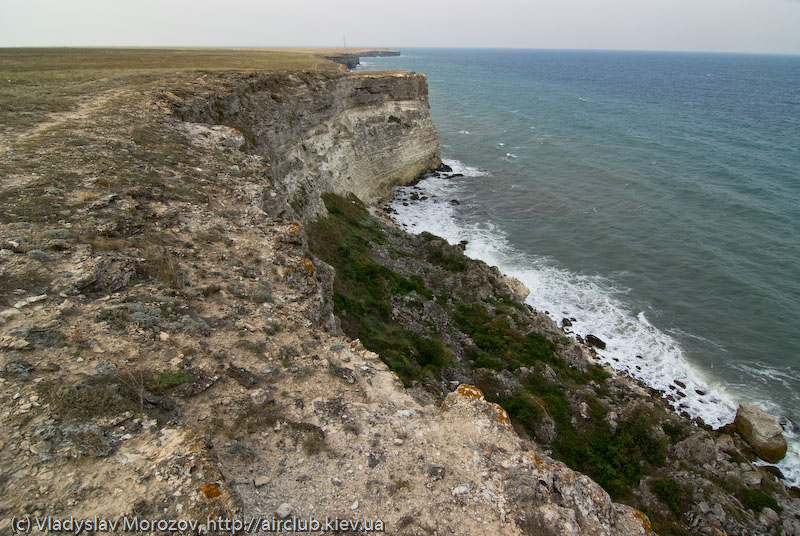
359;49;800;482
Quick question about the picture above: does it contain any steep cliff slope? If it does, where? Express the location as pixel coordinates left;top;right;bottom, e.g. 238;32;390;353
172;70;441;220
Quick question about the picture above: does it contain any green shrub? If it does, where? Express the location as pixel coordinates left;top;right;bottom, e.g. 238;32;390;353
454;301;559;371
308;193;447;386
146;369;191;395
523;376;666;499
661;420;688;440
425;244;467;272
499;394;544;431
468;347;506;371
650;476;689;514
739;488;782;513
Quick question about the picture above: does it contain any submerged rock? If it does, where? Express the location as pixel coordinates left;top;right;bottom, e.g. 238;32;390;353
734;403;787;463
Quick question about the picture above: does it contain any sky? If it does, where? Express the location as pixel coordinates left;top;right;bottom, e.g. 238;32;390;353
1;0;799;55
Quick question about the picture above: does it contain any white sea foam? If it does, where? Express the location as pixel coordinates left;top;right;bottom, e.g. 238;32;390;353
442;158;488;177
390;158;800;486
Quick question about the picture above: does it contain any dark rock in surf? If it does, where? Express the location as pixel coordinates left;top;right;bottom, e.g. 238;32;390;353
762;465;785;480
585;334;606;350
435;163;453;173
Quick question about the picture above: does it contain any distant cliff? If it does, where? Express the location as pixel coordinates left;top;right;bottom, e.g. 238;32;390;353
173;70;440;220
325;48;401;70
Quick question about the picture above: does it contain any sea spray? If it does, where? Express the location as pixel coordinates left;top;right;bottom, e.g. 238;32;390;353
391;157;800;485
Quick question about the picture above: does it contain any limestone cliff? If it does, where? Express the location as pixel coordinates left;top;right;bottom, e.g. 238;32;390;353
172;70;441;220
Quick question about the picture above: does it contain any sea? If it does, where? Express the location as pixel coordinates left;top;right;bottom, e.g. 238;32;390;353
358;48;800;484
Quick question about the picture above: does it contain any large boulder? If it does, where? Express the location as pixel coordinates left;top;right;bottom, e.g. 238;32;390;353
734;403;787;463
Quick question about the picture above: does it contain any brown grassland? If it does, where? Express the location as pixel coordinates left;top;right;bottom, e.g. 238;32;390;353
0;46;386;132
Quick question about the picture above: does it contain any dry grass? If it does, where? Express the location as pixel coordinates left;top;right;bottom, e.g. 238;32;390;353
0;47;353;133
0;47;348;75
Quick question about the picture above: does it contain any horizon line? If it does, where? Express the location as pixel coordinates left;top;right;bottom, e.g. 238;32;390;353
1;44;798;57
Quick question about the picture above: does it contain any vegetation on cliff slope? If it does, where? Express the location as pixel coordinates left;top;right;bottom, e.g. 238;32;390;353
307;192;792;536
308;193;452;385
308;195;661;493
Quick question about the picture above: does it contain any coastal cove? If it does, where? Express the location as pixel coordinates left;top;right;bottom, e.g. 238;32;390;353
0;48;799;535
359;48;800;484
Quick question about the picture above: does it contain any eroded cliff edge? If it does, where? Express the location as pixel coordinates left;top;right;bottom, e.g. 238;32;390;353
1;65;799;536
171;70;440;221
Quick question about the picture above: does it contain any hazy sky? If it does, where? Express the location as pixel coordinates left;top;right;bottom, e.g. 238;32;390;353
2;0;799;54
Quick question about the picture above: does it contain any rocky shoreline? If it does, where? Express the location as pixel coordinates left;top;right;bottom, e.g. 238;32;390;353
324;49;401;71
1;52;799;535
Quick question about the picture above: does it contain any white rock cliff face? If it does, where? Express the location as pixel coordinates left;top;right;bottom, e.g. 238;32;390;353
175;70;441;219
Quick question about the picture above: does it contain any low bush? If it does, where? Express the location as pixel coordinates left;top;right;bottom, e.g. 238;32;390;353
739;488;782;513
308;194;449;385
146;369;191;395
650;476;689;514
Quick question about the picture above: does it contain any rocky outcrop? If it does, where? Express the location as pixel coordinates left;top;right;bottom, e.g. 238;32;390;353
3;53;800;536
324;53;361;70
171;70;441;221
735;403;788;463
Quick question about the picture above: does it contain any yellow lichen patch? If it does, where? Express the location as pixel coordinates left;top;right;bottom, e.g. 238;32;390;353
302;258;314;275
203;483;221;499
289;222;301;235
632;509;653;534
489;401;511;427
523;452;546;468
455;384;484;401
442;384;486;410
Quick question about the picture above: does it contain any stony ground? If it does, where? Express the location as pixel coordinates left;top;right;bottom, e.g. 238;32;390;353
1;51;800;536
